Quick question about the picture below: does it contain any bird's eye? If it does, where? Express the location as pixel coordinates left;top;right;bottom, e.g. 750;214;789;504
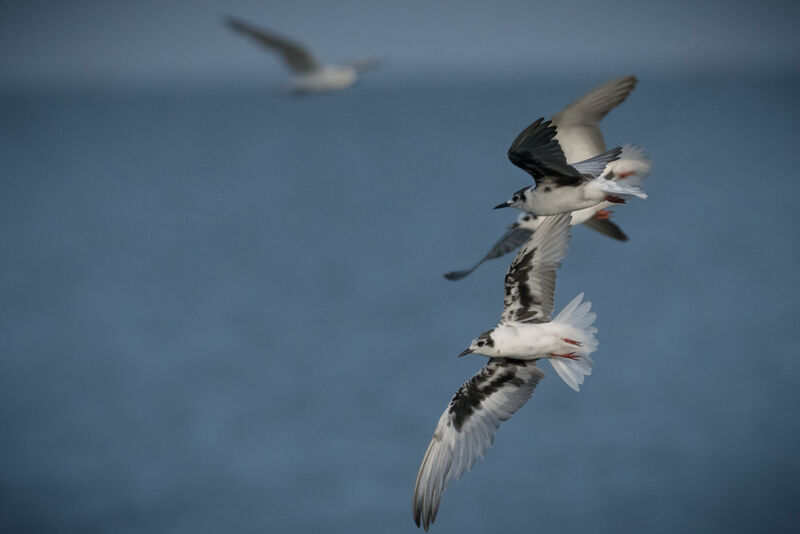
513;195;518;201
522;215;530;221
477;340;484;347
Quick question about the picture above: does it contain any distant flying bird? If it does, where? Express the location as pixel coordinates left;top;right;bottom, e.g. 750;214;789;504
225;16;379;92
444;75;652;280
413;214;598;531
494;117;646;215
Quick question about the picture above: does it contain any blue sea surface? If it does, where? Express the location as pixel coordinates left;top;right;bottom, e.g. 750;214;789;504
1;75;799;533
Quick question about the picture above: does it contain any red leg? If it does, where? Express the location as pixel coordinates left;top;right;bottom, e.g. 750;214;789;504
594;209;612;220
616;171;635;178
604;195;626;204
562;338;582;346
551;352;578;360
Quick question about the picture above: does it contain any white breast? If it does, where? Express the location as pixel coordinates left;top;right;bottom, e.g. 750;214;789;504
491;323;558;359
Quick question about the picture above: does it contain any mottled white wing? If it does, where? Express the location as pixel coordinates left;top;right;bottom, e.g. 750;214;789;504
500;213;571;323
413;358;546;531
552;75;638;163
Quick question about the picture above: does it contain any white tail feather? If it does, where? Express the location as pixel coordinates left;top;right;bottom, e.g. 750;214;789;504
606;144;652;187
550;293;598;391
594;176;647;199
549;355;595;391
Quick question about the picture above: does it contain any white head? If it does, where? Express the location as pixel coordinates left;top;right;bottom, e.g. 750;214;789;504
494;187;532;211
459;329;500;358
515;211;542;231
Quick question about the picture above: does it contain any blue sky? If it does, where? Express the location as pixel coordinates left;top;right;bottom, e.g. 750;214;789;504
1;0;799;87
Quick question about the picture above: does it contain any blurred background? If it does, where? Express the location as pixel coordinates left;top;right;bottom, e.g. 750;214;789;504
2;0;799;532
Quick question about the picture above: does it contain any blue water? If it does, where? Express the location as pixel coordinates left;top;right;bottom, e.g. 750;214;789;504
2;75;799;533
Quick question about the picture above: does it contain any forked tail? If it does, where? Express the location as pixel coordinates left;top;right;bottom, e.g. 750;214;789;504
549;293;598;391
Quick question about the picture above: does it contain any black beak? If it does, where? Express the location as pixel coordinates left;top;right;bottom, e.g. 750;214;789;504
493;201;511;209
458;348;474;358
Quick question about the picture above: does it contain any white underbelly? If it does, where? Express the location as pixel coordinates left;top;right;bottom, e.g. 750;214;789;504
492;323;561;358
526;187;601;216
292;67;357;91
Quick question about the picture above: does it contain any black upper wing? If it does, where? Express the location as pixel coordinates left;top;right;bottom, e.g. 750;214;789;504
507;118;585;186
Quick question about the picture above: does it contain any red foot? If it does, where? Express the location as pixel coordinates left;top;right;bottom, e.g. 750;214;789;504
604;195;626;204
616;171;635;178
562;338;582;347
551;352;578;360
594;209;612;220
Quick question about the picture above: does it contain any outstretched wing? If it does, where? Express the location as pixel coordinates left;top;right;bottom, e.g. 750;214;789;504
500;213;571;323
443;226;533;281
413;358;546;531
225;16;321;73
507;118;585;186
553;75;638;128
551;75;638;163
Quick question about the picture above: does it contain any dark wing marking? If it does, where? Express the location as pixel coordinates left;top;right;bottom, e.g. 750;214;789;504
582;217;628;241
413;358;546;531
225;16;321;73
500;213;571;323
444;226;533;281
507;118;584;186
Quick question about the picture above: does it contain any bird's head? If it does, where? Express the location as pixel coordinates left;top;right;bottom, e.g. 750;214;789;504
459;330;498;358
515;211;541;231
494;187;530;211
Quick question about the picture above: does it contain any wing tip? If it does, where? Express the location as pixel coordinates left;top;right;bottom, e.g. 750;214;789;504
223;14;246;29
443;270;469;281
